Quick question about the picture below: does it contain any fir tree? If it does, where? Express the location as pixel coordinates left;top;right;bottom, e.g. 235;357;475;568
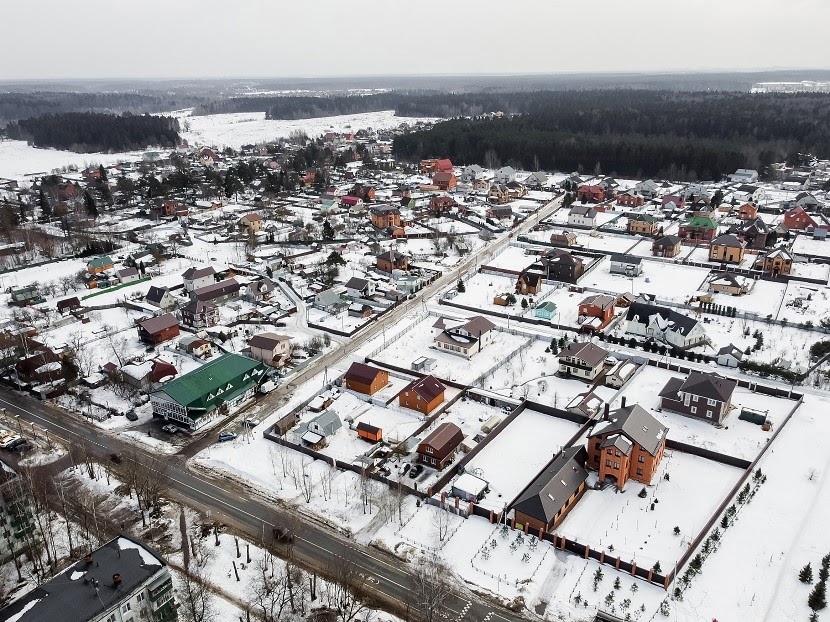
800;563;814;584
809;581;827;611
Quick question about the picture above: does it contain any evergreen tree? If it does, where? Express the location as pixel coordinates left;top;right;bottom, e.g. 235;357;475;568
457;279;465;293
809;581;827;611
84;191;98;218
322;220;334;240
800;563;814;584
38;183;52;220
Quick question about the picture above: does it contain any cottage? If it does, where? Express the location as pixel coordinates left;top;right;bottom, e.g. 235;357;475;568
121;359;178;390
733;217;773;250
754;247;793;276
181;299;219;328
558;341;608;381
737;202;758;220
587;403;667;490
460;164;484;182
576;185;605;203
728;169;759;183
182;266;216;292
487;185;511;205
239;213;263;234
344;277;376;299
10;285;44;306
535;300;557;320
344;362;389;395
307;411;342;438
417;422;464;470
568;205;598;227
708;272;751;296
537;248;585;283
510;446;588;533
609;254;643;277
145;286;177;310
86;255;114;275
578;294;616;332
493;166;517;184
783;205;817;231
376;250;409;273
679;216;718;242
433;315;496;358
634;179;661;199
192;278;241;304
432;172;457;191
117;267;140;284
659;371;737;424
605;360;639;388
652;234;682;258
399;375;446;415
626;213;657;234
625;301;706;349
487;204;513;219
515;270;543;295
709;234;746;264
56;297;81;314
716;344;743;368
523;171;548;188
179;335;213;359
369;204;402;229
550;230;578;246
137;313;180;345
248;333;292;367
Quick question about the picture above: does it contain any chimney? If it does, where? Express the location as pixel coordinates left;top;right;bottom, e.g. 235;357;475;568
621;396;627;408
112;573;122;588
84;554;93;566
603;403;610;420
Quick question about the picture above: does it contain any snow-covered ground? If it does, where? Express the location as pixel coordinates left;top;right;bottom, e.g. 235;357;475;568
0;138;142;180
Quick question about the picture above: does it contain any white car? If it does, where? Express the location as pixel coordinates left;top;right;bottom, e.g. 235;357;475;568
242;417;261;428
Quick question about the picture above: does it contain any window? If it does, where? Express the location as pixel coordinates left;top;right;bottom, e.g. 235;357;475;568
106;615;116;622
123;602;132;613
690;406;697;414
137;593;145;603
636;468;644;476
606;448;613;455
425;446;433;454
613;462;620;469
638;455;645;464
605;459;611;467
706;410;713;418
614;450;620;457
595;441;601;450
692;395;699;402
707;398;717;406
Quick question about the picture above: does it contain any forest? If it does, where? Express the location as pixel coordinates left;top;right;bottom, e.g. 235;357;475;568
392;90;830;180
4;112;181;153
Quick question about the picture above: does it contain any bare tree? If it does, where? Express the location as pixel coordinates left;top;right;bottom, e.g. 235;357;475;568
326;556;369;622
300;459;315;503
412;556;453;622
431;507;452;544
179;543;217;622
249;553;291;622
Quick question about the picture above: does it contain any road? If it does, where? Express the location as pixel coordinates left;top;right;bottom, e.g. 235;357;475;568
0;198;563;620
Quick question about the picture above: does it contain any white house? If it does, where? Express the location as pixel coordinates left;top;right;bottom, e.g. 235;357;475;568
625;301;707;350
344;277;376;299
493;166;517;184
728;169;759;183
568;205;598;227
716;344;743;368
609;254;644;277
557;341;607;381
460;164;485;182
433;315;497;358
248;332;292;367
182;266;216;292
117;267;140;284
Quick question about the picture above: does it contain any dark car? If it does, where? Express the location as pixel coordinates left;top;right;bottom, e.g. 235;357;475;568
125;411;139;422
408;464;424;479
110;453;123;464
6;438;29;452
272;527;294;544
400;463;411;476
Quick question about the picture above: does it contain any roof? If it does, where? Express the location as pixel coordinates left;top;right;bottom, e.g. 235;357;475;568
420;422;464;452
609;253;643;265
590;404;667;456
653;235;681;246
404;375;446;402
344;277;369;291
510;446;588;524
345;362;385;385
537;301;557;312
717;344;744;360
57;296;80;310
356;421;381;435
117;267;139;278
377;250;405;263
453;473;488;496
580;294;616;311
182;266;216;280
682;216;718;229
249;332;291;350
158;353;264;410
558;341;607;367
676;370;737;402
192;278;240;301
625;301;699;336
87;255;113;268
139;313;178;335
182;299;217;314
240;212;262;222
0;535;167;622
542;248;582;266
711;234;745;248
459;315;496;336
145;285;170;304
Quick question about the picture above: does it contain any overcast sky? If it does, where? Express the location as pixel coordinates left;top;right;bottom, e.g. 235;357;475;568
1;0;828;80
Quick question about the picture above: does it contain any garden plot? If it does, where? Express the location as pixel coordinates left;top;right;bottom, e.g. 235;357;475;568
793;234;830;260
371;315;531;385
791;261;830;281
307;306;374;332
573;232;640;254
558;450;743;571
778;280;830;324
706;278;786;318
582;260;711;303
481;245;535;272
460;408;582;511
393;503;465;552
615;365;795;461
428;217;480;234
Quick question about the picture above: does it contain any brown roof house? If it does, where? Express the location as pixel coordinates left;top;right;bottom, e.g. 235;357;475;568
239;213;264;234
344;362;389;395
510;446;588;533
192;278;241;304
659;371;737;425
137;313;180;345
398;375;446;415
376;250;409;273
557;341;607;381
181;299;219;328
587;403;667;491
182;266;216;292
248;333;292;367
652;235;682;258
417;422;464;470
432;316;497;359
708;234;746;264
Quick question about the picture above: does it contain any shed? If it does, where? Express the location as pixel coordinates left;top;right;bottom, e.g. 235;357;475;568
451;473;489;502
480;415;503;434
356;421;382;443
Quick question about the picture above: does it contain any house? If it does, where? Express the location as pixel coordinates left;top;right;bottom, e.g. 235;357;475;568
487;184;511;205
348;303;372;318
344;362;389;395
506;180;527;199
578;294;616;332
733;217;773;250
349;183;376;201
182;266;216;292
344;277;376;299
661;194;686;213
568;205;598;227
550;230;578;246
618;190;645;208
313;289;347;314
587;403;667;490
708;272;751;296
537;249;585;283
10;285;44;306
341;195;364;210
754;247;793;276
179;334;213;359
239;213;263;234
652;235;682;258
433;315;497;358
460;164;484;182
117;266;140;284
192;278;241;304
716;344;743;368
494;166;517;184
369;204;402;229
737;202;758;220
376;250;409;273
86;255;114;275
181;299;219;328
557;341;607;381
605;360;639;388
783;205;818;230
535;300;557;320
145;286;177;310
625;301;706;349
199;147;219;166
247;277;276;302
524;171;548;188
0;535;177;622
137;313;180;345
56;296;81;314
709;234;746;264
248;332;292;367
728;168;759;183
356;421;382;443
150;353;265;430
399;375;446;415
794;192;821;209
487;205;513;219
16;349;63;383
428;195;458;215
679;215;719;242
307;411;342;438
433;158;454;173
659;370;737;424
609;254;643;276
626;214;657;235
576;185;605;203
432;172;457;191
121;359;178;390
634;179;661;199
509;446;588;533
515;269;543;295
417;422;464;470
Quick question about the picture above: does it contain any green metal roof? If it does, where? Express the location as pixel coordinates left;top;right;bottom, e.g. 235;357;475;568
537;301;557;311
87;255;114;268
160;353;265;412
682;216;718;229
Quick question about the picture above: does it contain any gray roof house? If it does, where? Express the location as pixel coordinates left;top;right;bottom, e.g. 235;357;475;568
659;371;737;424
307;410;343;437
590;404;668;457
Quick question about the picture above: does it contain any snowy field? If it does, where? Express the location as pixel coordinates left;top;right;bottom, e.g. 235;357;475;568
793;234;830;260
707;278;787;317
559;449;743;571
460;408;582;511
582;259;712;303
616;365;797;461
0;138;142;180
175;109;439;149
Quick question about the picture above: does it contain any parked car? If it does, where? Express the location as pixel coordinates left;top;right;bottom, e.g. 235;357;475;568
8;440;31;453
0;434;23;449
400;463;411;476
109;453;123;464
272;527;294;543
408;464;424;479
242;417;261;428
161;424;180;434
125;411;139;422
218;431;237;442
604;356;618;365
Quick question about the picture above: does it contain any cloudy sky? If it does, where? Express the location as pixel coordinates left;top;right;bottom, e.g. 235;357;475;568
1;0;828;80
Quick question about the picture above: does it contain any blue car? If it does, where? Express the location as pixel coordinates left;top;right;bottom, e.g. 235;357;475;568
218;431;237;442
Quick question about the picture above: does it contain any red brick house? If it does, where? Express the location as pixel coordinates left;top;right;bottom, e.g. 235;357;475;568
434;158;453;173
783;206;817;231
369;205;402;229
576;185;605;203
376;250;409;273
417;422;464;470
344;362;389;396
398;375;446;415
737;202;758;220
432;172;458;191
587;403;668;491
137;313;180;345
617;190;645;207
578;294;616;332
428;196;458;215
515;270;543;295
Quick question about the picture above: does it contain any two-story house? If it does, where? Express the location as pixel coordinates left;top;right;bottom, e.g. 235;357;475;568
627;213;657;235
182;266;216;292
709;234;746;264
248;332;292;367
578;294;616;332
625;301;706;350
180;299;219;328
344;277;376;299
652;234;682;258
754;247;793;276
399;375;446;415
432;315;496;358
659;370;737;425
568;205;598;227
557;341;608;381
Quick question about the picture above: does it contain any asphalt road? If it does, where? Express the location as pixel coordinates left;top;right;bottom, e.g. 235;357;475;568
0;198;563;621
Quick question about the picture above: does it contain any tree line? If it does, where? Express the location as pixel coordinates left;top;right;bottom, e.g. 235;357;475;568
4;112;181;153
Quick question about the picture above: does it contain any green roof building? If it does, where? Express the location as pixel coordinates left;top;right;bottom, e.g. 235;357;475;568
150;353;266;430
